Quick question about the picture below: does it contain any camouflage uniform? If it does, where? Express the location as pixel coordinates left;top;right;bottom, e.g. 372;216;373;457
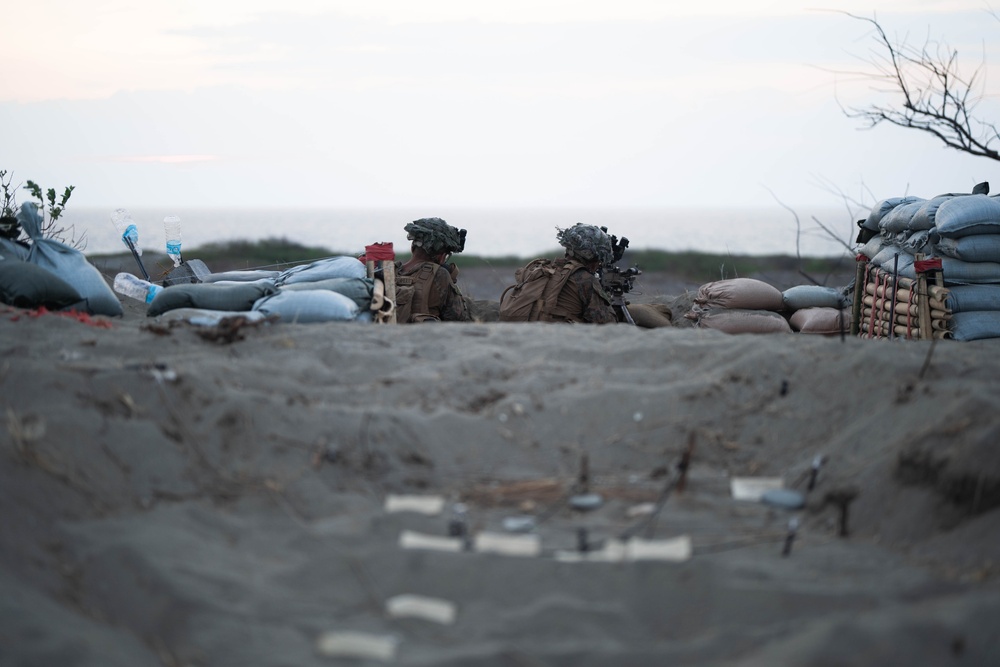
550;259;616;324
396;217;471;323
396;260;471;322
554;224;616;324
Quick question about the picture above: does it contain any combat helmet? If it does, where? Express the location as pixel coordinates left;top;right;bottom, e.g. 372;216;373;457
556;223;613;265
404;217;467;256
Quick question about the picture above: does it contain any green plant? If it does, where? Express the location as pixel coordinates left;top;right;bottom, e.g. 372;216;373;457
0;170;20;240
21;179;85;248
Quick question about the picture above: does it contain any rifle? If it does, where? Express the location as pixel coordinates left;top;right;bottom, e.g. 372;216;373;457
598;228;641;324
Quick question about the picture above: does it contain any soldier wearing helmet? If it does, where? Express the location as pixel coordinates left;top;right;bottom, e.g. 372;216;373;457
394;217;471;323
499;224;616;324
550;224;616;324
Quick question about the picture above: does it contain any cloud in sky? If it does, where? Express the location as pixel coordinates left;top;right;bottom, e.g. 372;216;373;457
3;1;998;209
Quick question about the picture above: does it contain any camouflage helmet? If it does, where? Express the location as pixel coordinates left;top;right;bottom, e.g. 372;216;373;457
556;223;613;265
404;217;467;255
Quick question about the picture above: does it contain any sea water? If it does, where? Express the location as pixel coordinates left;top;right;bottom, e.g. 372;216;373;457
64;205;855;261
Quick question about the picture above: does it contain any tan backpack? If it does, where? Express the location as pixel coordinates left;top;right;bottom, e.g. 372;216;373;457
394;262;440;323
498;258;586;322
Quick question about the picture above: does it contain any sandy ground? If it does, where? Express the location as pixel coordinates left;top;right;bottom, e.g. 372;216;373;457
3;268;1000;666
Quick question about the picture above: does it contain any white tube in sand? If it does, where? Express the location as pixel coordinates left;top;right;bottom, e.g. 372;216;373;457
384;494;446;515
473;531;541;557
398;530;464;552
385;594;457;625
316;631;398;661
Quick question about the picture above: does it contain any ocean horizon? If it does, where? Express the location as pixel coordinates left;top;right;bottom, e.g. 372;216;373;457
63;205;856;260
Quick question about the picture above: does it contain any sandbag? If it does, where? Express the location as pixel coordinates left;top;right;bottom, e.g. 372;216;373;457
907;196;952;231
276;256;366;286
0;238;29;260
782;285;845;310
0;255;82;309
627;303;673;328
858;233;886;260
694;278;784;311
17;204;122;316
945;285;1000;312
949;311;1000;341
694;307;792;334
200;269;281;283
935;235;1000;263
789;307;850;335
910;257;1000;284
879;200;928;233
252;289;360;323
279;276;374;310
148;281;278;316
862;196;924;231
934;195;1000;238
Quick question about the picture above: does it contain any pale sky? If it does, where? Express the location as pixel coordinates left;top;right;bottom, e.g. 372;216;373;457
3;1;999;211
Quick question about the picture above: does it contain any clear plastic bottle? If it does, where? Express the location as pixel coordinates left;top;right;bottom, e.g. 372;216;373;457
113;272;162;304
163;215;182;267
110;208;141;254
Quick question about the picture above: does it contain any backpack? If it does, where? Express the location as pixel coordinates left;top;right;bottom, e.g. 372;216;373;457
498;258;587;322
393;262;440;323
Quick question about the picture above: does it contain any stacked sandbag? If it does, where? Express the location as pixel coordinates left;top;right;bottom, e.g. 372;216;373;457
253;257;376;324
146;256;379;324
782;285;851;336
857;183;1000;340
684;278;792;334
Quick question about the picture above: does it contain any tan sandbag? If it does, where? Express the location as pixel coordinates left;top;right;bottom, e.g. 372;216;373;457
696;307;792;334
695;278;785;311
628;303;673;328
789;307;850;335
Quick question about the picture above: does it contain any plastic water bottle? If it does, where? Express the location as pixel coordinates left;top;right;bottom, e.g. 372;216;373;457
110;208;141;254
113;272;162;304
163;215;182;267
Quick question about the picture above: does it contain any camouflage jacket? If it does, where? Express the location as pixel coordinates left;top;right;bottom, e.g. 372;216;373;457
396;260;471;323
552;260;616;324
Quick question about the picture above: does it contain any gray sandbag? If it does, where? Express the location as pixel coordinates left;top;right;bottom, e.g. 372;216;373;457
147;281;278;316
252;289;360;323
0;238;29;260
862;196;924;231
200;269;281;283
945;285;1000;312
18;203;123;316
276;256;366;286
694;278;785;312
879;200;927;233
898;229;933;255
935;235;1000;263
912;257;1000;284
279;276;374;310
858;233;886;260
0;255;82;309
907;196;952;231
782;285;845;310
949;311;1000;341
934;195;1000;238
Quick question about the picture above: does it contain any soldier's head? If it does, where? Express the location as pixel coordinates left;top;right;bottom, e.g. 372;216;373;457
404;217;467;264
556;223;613;269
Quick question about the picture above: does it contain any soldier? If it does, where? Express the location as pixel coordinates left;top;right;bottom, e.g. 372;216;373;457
394;217;471;323
499;223;616;324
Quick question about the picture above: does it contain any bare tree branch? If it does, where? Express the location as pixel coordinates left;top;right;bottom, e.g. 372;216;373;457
838;11;1000;162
